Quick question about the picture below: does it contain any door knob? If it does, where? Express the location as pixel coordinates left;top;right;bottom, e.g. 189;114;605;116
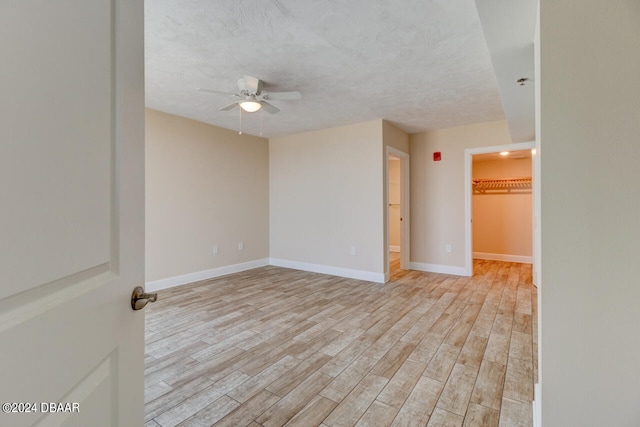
131;286;158;310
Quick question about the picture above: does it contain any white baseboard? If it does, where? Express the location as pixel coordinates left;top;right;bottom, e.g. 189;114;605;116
533;383;541;427
473;252;532;264
389;246;400;253
146;258;270;292
409;262;469;276
269;258;385;283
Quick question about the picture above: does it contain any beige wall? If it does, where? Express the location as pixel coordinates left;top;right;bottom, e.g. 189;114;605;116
473;156;532;180
383;120;410;153
146;115;406;284
145;109;269;282
472;157;532;260
540;1;640;425
269;120;385;279
410;120;512;269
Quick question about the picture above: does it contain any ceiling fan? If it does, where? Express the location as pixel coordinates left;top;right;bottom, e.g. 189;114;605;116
198;75;301;114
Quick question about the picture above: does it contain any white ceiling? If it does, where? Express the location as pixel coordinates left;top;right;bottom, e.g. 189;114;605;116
474;0;537;143
145;0;535;139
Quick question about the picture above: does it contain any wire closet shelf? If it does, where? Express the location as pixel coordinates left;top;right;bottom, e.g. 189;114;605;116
472;177;532;194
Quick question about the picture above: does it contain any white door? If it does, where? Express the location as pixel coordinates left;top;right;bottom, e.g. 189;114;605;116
0;1;145;426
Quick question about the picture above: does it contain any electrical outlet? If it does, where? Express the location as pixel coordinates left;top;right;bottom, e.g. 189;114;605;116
238;241;244;251
445;244;452;253
213;245;218;255
350;246;356;256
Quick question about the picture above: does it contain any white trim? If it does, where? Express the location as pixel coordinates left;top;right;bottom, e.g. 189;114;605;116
533;383;541;427
465;141;535;277
385;146;410;279
145;258;269;292
269;258;385;284
409;262;469;277
464;150;473;277
389;245;400;253
473;252;532;264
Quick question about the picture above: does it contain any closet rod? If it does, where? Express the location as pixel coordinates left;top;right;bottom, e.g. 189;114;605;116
472;177;532;194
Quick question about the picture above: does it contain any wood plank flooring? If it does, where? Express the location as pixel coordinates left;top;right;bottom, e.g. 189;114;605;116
145;257;537;427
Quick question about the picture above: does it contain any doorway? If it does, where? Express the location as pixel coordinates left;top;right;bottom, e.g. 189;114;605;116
464;141;536;277
472;150;533;264
385;147;410;281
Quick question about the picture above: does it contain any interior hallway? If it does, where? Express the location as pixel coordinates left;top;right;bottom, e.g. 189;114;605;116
144;259;537;426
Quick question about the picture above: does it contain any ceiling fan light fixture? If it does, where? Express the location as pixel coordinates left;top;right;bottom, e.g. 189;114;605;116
239;97;262;113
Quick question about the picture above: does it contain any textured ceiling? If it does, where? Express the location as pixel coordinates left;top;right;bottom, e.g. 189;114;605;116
145;0;507;138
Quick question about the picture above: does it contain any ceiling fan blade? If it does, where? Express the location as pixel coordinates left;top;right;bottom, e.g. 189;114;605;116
219;102;238;111
262;91;301;100
198;88;236;96
260;101;280;114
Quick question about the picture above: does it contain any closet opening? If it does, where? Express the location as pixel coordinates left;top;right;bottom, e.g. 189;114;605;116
464;141;535;276
472;150;533;265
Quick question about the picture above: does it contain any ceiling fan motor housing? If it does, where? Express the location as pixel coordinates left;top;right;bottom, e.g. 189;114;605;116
238;77;263;95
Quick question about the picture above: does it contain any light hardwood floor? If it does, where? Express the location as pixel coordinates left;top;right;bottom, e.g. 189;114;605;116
145;257;537;427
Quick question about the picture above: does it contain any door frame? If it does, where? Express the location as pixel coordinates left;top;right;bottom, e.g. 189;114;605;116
464;141;535;276
385;146;410;281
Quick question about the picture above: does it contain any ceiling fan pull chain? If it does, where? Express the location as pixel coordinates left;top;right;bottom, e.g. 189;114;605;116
238;105;242;135
260;108;263;136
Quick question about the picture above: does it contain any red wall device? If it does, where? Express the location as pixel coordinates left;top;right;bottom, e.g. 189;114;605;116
433;152;441;161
